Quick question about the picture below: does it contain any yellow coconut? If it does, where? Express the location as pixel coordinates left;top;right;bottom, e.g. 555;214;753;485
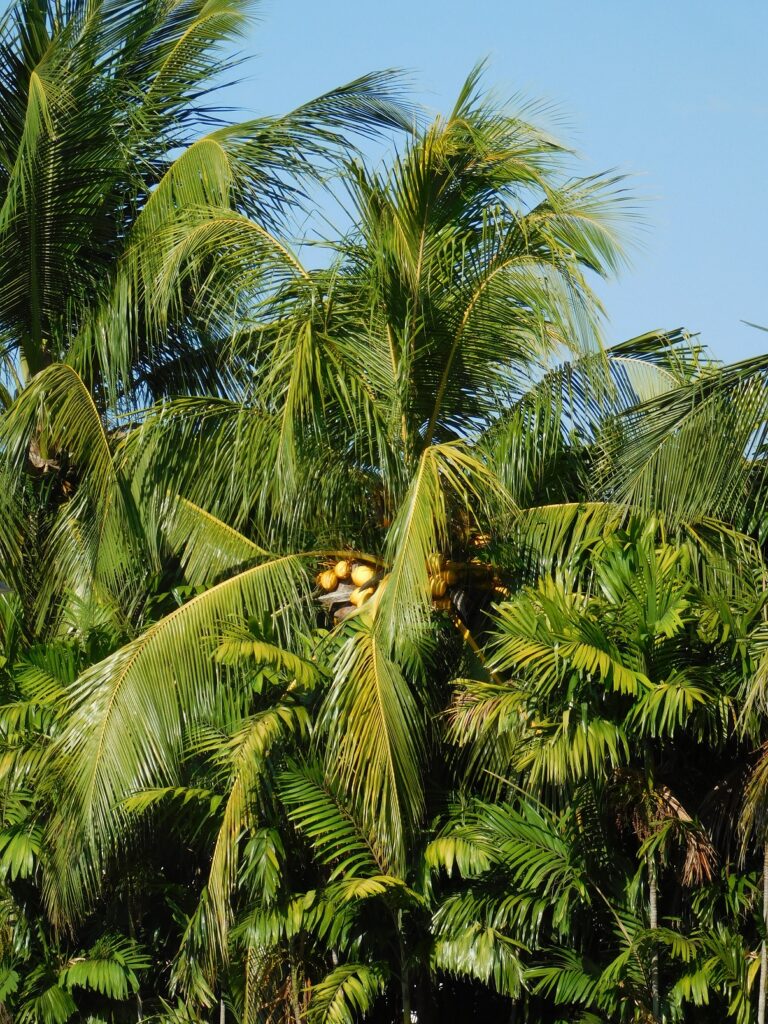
349;585;374;607
351;563;376;587
430;577;448;598
317;569;339;591
432;596;452;611
439;569;459;586
334;559;352;580
426;553;446;574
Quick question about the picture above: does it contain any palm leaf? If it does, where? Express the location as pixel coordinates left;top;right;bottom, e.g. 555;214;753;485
45;551;311;924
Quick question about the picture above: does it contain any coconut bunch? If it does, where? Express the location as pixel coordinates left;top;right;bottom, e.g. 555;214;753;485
316;551;505;624
316;559;386;621
426;553;501;608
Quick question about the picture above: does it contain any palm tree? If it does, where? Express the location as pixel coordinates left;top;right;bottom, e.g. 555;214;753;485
448;520;752;1021
0;0;412;635
0;0;411;395
28;68;641;1016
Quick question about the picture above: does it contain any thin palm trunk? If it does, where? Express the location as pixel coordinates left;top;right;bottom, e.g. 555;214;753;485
244;947;257;1024
127;884;142;1022
289;949;303;1024
398;915;411;1024
759;840;768;1024
648;852;660;1021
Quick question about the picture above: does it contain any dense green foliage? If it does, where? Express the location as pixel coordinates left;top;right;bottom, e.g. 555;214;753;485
1;1;768;1022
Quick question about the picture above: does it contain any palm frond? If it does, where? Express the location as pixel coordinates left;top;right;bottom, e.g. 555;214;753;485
45;551;310;924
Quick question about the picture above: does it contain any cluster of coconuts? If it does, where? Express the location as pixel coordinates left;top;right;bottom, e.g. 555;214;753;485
316;559;383;610
426;553;457;610
315;555;462;616
316;552;502;621
427;552;494;582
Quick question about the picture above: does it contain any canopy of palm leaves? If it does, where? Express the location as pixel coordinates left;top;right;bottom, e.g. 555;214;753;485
0;2;767;1023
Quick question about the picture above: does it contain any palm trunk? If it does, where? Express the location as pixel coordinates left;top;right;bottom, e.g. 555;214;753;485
648;852;660;1022
219;998;226;1024
244;947;257;1024
398;916;411;1024
289;950;303;1024
759;841;768;1024
127;885;142;1022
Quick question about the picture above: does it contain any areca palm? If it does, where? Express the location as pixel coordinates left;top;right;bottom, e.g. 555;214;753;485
447;521;760;1021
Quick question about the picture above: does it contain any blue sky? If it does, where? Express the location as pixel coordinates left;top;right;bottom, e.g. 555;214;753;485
227;0;768;362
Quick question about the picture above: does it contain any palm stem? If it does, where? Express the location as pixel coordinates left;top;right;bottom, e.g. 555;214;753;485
648;851;660;1021
289;948;303;1023
451;614;505;686
759;840;768;1024
398;913;411;1024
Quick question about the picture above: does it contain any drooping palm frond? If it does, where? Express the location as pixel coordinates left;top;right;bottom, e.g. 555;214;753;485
278;760;387;880
603;349;768;534
375;441;510;652
44;551;312;925
318;620;426;876
0;362;145;633
58;934;150;1001
204;702;311;954
431;922;526;998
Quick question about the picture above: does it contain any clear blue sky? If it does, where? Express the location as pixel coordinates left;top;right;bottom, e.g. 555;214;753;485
227;0;768;362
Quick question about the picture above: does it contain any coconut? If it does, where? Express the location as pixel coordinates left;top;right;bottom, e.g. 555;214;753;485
317;569;338;591
351;563;375;587
432;596;452;611
426;553;446;574
349;585;374;607
430;577;448;598
334;559;352;580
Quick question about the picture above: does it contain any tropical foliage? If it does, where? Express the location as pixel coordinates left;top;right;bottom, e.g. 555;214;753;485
0;1;766;1022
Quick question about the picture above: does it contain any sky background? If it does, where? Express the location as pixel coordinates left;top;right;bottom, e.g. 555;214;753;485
227;0;767;362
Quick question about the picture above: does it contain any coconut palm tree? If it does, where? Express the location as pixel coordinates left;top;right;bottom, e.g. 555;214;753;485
18;67;651;1017
0;0;413;638
0;0;411;396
